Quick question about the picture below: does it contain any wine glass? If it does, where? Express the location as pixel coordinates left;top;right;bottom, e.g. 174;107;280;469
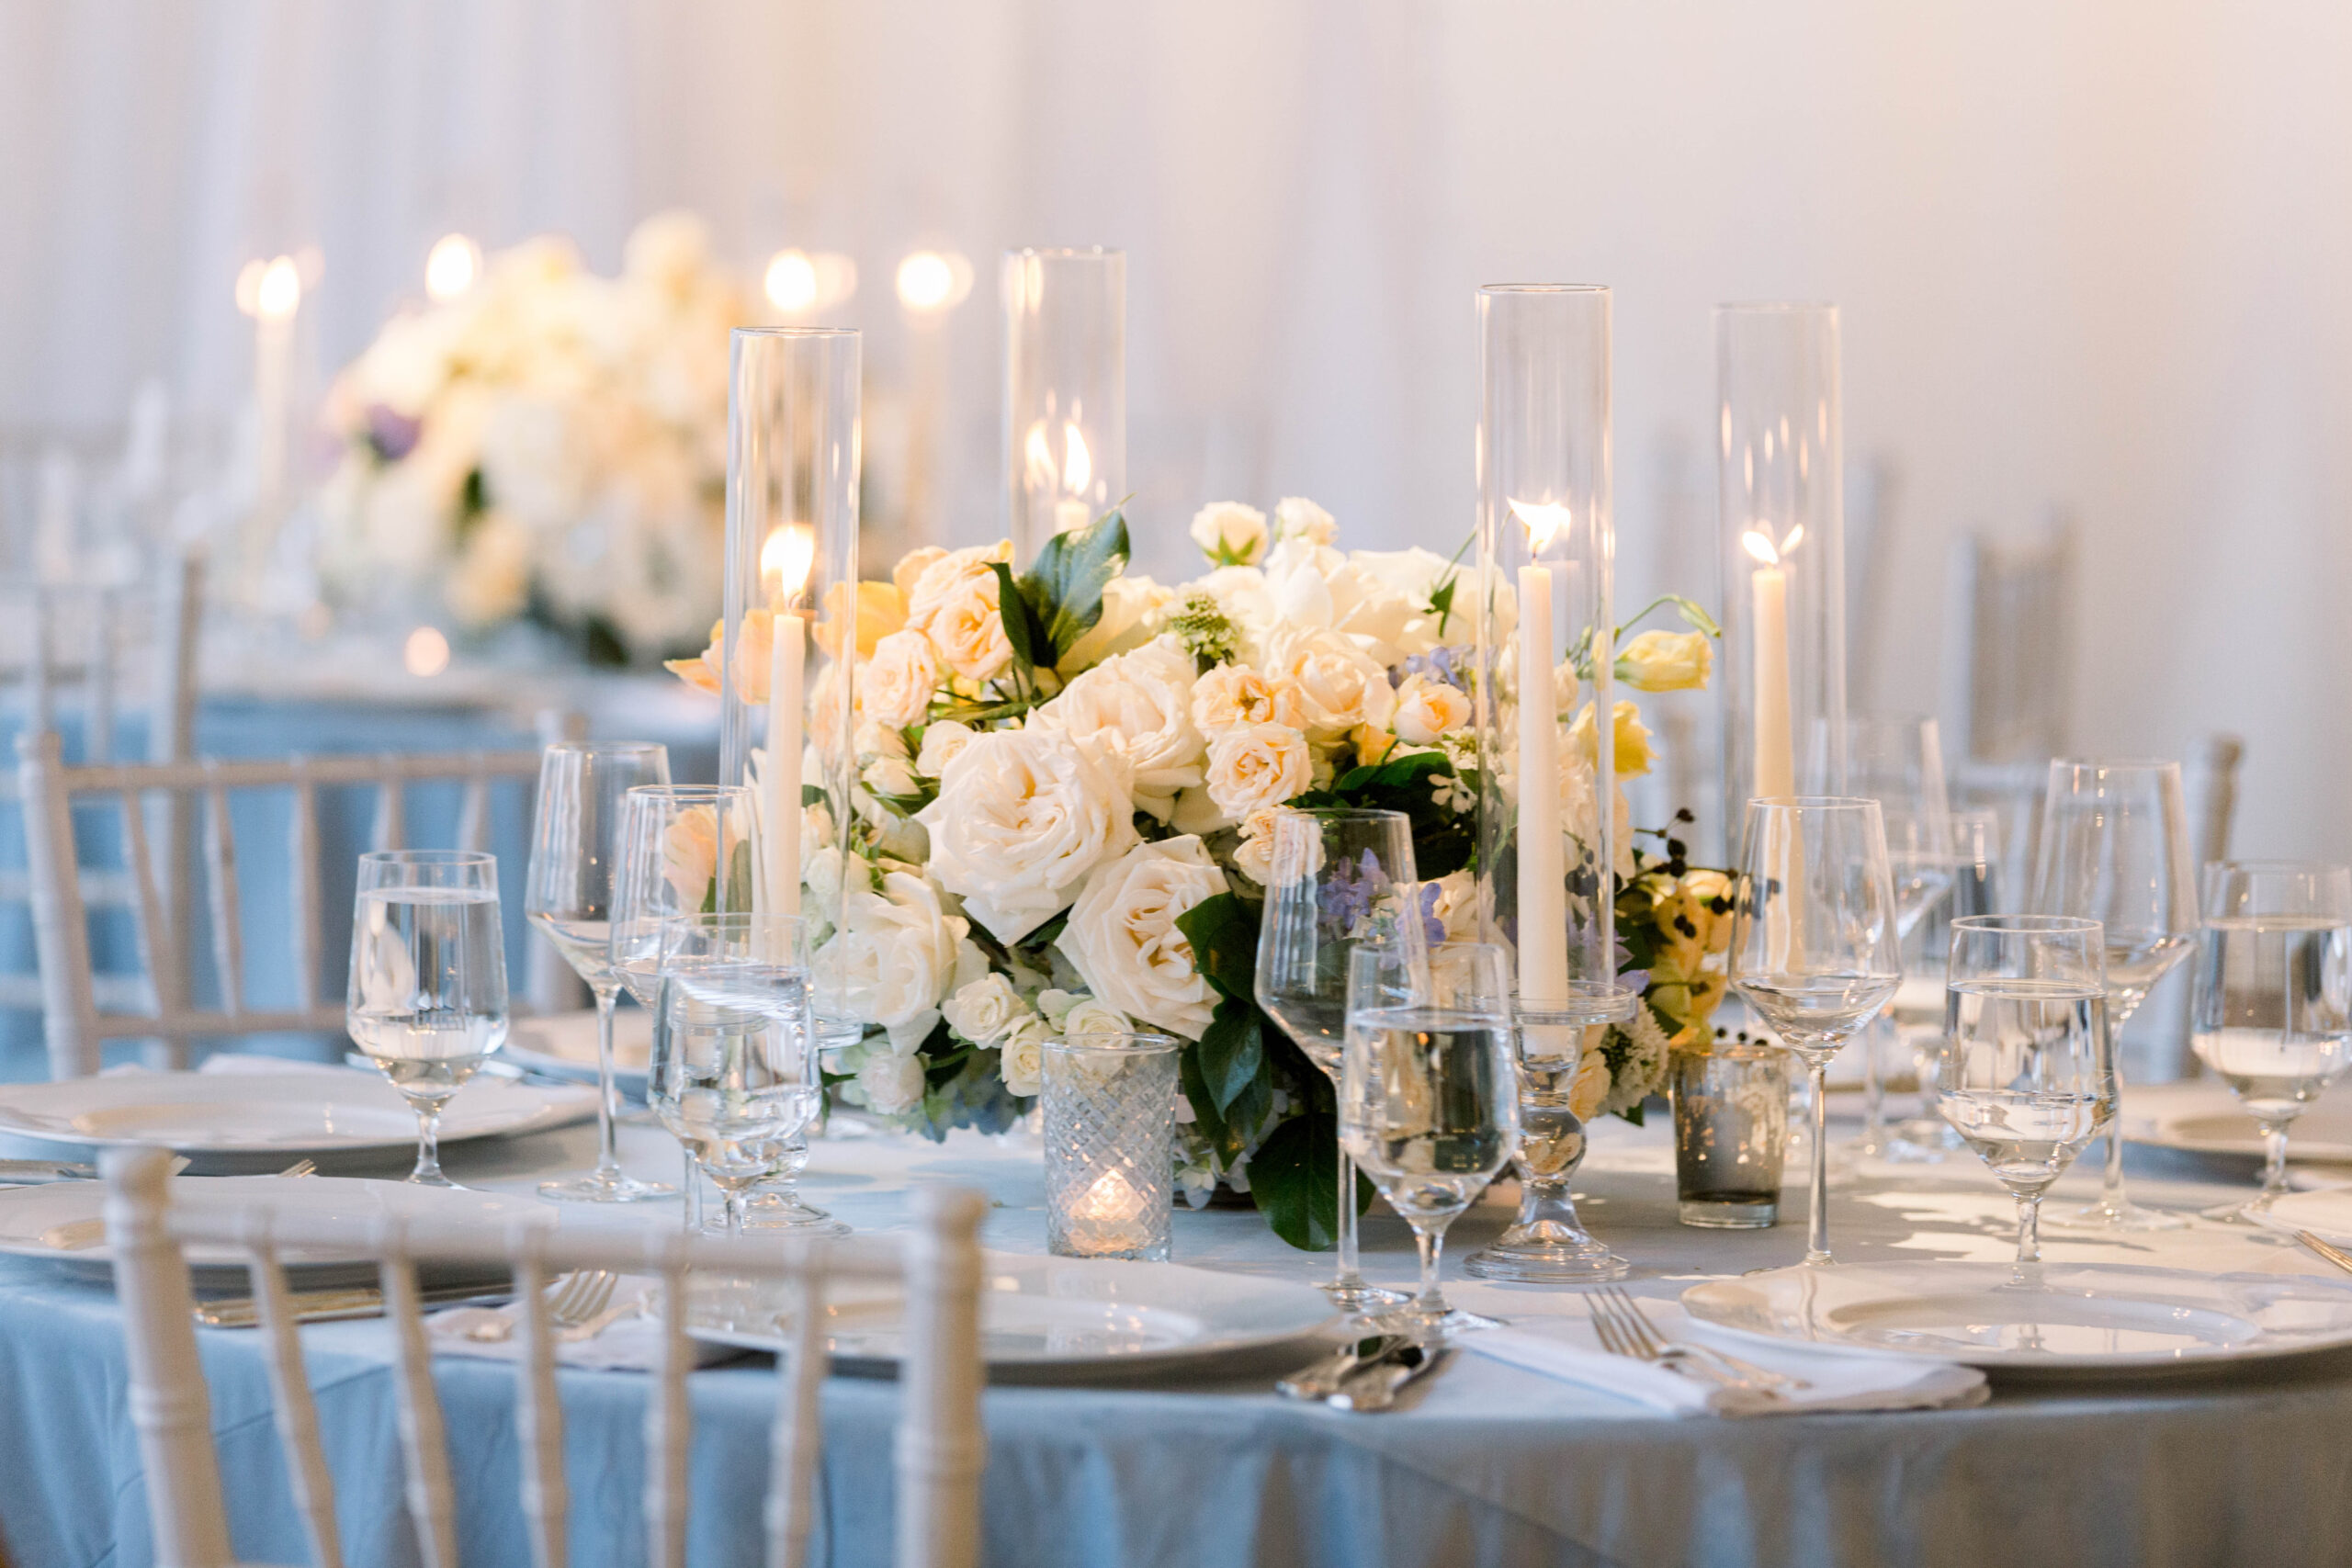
1341;942;1519;1337
2031;761;2197;1232
1843;716;1954;1157
2191;862;2352;1223
346;850;510;1188
526;740;673;1203
1935;915;2114;1266
1254;807;1424;1313
1727;797;1904;1266
1887;807;2006;1161
649;912;826;1237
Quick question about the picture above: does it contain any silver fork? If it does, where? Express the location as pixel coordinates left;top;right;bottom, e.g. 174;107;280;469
1589;1286;1805;1393
275;1158;318;1179
463;1269;621;1343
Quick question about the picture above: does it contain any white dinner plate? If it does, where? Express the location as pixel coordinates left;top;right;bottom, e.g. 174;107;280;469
2251;1187;2352;1247
0;1070;595;1170
0;1175;539;1290
2128;1086;2352;1164
687;1252;1335;1377
504;1009;653;1099
1681;1260;2352;1375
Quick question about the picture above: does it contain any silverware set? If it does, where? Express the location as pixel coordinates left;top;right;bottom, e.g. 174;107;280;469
1277;1333;1451;1413
1585;1284;1806;1396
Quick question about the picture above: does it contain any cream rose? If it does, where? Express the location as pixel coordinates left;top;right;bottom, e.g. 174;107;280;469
864;628;940;729
1231;806;1283;885
906;541;1015;682
1203;723;1313;822
1059;574;1175;674
815;870;976;1052
1261;537;1425;664
1262;627;1396;740
1190;663;1282;733
1189;502;1268;567
1617;628;1713;693
943;972;1031;1045
1427;868;1479;940
1273;496;1338;546
892;545;947;603
1000;1019;1050;1098
1055;837;1229;1041
915;718;978;777
1032;637;1204;818
857;1051;929;1115
913;728;1140;943
1391;673;1473;746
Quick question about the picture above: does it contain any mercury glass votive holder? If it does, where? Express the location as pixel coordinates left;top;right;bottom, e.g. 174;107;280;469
1671;1039;1791;1228
1044;1031;1180;1262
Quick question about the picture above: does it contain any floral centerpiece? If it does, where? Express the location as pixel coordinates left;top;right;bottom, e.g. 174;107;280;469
669;498;1733;1247
319;212;743;663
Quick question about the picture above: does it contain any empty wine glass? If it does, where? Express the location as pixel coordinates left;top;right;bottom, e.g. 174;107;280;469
2191;862;2352;1223
1342;942;1519;1337
526;740;673;1203
650;912;825;1237
2032;761;2197;1232
1727;797;1904;1266
1843;716;1954;1157
1936;915;2114;1265
346;850;510;1188
1255;807;1424;1313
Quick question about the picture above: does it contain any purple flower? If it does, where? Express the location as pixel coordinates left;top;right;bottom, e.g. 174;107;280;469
1317;849;1389;938
1397;645;1469;692
1416;882;1448;948
365;404;424;463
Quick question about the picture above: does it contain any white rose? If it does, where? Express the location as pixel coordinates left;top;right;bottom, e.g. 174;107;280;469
893;546;947;602
1231;806;1283;885
914;728;1140;943
1032;637;1204;819
1262;627;1396;740
857;1051;928;1115
1428;868;1479;940
906;542;1015;682
1261;537;1425;664
1391;673;1474;746
1203;723;1313;822
815;870;973;1052
1190;663;1282;733
1273;496;1338;546
864;629;940;729
1189;502;1268;567
1055;837;1228;1041
862;753;919;800
1000;1019;1050;1098
915;718;978;777
943;972;1030;1045
1058;574;1174;674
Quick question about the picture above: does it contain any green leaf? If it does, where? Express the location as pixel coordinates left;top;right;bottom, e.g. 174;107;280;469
800;784;828;808
1021;511;1131;660
1427;574;1457;637
989;561;1048;684
1194;998;1266;1118
1173;891;1260;1004
1177;1047;1239;1163
1245;1111;1371;1251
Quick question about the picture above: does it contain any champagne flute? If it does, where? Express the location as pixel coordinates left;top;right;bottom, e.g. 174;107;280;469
2191;862;2352;1222
1727;797;1904;1266
346;850;510;1188
1255;807;1423;1313
1936;915;2113;1266
1844;716;1954;1156
2032;761;2197;1232
1341;942;1519;1337
526;740;673;1203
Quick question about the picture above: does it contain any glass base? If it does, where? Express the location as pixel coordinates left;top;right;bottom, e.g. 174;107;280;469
405;1171;461;1190
2047;1196;2188;1233
1677;1197;1778;1230
1464;1222;1633;1280
1322;1278;1411;1312
741;1188;851;1236
539;1171;677;1204
2200;1198;2277;1225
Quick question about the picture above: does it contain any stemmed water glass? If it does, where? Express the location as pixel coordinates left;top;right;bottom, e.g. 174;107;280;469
1727;797;1904;1267
346;850;510;1188
1844;716;1954;1157
649;912;826;1237
525;740;673;1203
2032;761;2197;1232
1887;808;2006;1160
1255;807;1423;1313
1341;942;1519;1337
2191;862;2352;1223
1935;915;2115;1266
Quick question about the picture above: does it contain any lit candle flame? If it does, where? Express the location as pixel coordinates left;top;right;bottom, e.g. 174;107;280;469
897;250;967;313
424;234;480;302
239;255;302;321
763;524;817;602
1742;524;1804;566
1023;421;1057;491
1508;499;1571;554
1063;423;1091;495
765;249;818;313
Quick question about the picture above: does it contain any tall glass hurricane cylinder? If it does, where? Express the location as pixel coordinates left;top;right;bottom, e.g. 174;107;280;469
1717;303;1848;811
1003;248;1125;567
718;327;861;1047
1473;285;1634;1030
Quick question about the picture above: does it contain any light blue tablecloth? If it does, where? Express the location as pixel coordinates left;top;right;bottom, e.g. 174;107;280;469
4;1104;2351;1568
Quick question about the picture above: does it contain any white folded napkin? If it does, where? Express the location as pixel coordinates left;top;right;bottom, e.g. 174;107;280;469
1468;1298;1987;1417
426;1275;736;1372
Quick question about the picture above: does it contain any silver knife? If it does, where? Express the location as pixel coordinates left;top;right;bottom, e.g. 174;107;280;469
1277;1334;1412;1402
0;1159;97;1185
1329;1342;1451;1413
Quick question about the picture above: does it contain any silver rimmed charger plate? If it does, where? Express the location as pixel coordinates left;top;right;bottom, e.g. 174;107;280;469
1681;1261;2352;1376
688;1253;1335;1379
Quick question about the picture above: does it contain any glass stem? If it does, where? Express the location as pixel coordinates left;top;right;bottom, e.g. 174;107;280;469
1860;1010;1885;1150
723;1182;747;1238
1805;1060;1832;1266
1411;1221;1450;1316
684;1151;702;1231
2016;1191;2041;1264
2100;990;2142;1208
591;981;624;1181
412;1105;444;1185
2259;1122;2292;1206
1334;1150;1365;1288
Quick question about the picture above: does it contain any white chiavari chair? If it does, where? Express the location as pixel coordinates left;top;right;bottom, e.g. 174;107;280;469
16;730;548;1077
101;1145;987;1568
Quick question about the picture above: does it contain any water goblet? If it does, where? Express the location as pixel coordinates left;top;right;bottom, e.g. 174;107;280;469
2033;761;2198;1232
1727;797;1904;1266
525;740;673;1203
1936;915;2114;1265
1341;942;1519;1337
346;850;510;1188
2191;862;2352;1223
1886;807;2005;1161
1843;716;1954;1157
1255;807;1423;1313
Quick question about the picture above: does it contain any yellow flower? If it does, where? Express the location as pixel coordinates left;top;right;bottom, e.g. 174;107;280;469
664;607;777;703
1350;723;1396;766
812;579;909;660
1568;699;1653;777
1615;628;1712;693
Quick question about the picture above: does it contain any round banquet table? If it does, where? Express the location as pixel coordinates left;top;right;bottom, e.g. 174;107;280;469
3;1103;2351;1568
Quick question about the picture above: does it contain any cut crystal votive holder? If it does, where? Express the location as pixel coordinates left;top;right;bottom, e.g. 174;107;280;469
1044;1031;1180;1262
1671;1039;1790;1228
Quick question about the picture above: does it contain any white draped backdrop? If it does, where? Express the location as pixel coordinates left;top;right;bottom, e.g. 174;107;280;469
2;0;2347;857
